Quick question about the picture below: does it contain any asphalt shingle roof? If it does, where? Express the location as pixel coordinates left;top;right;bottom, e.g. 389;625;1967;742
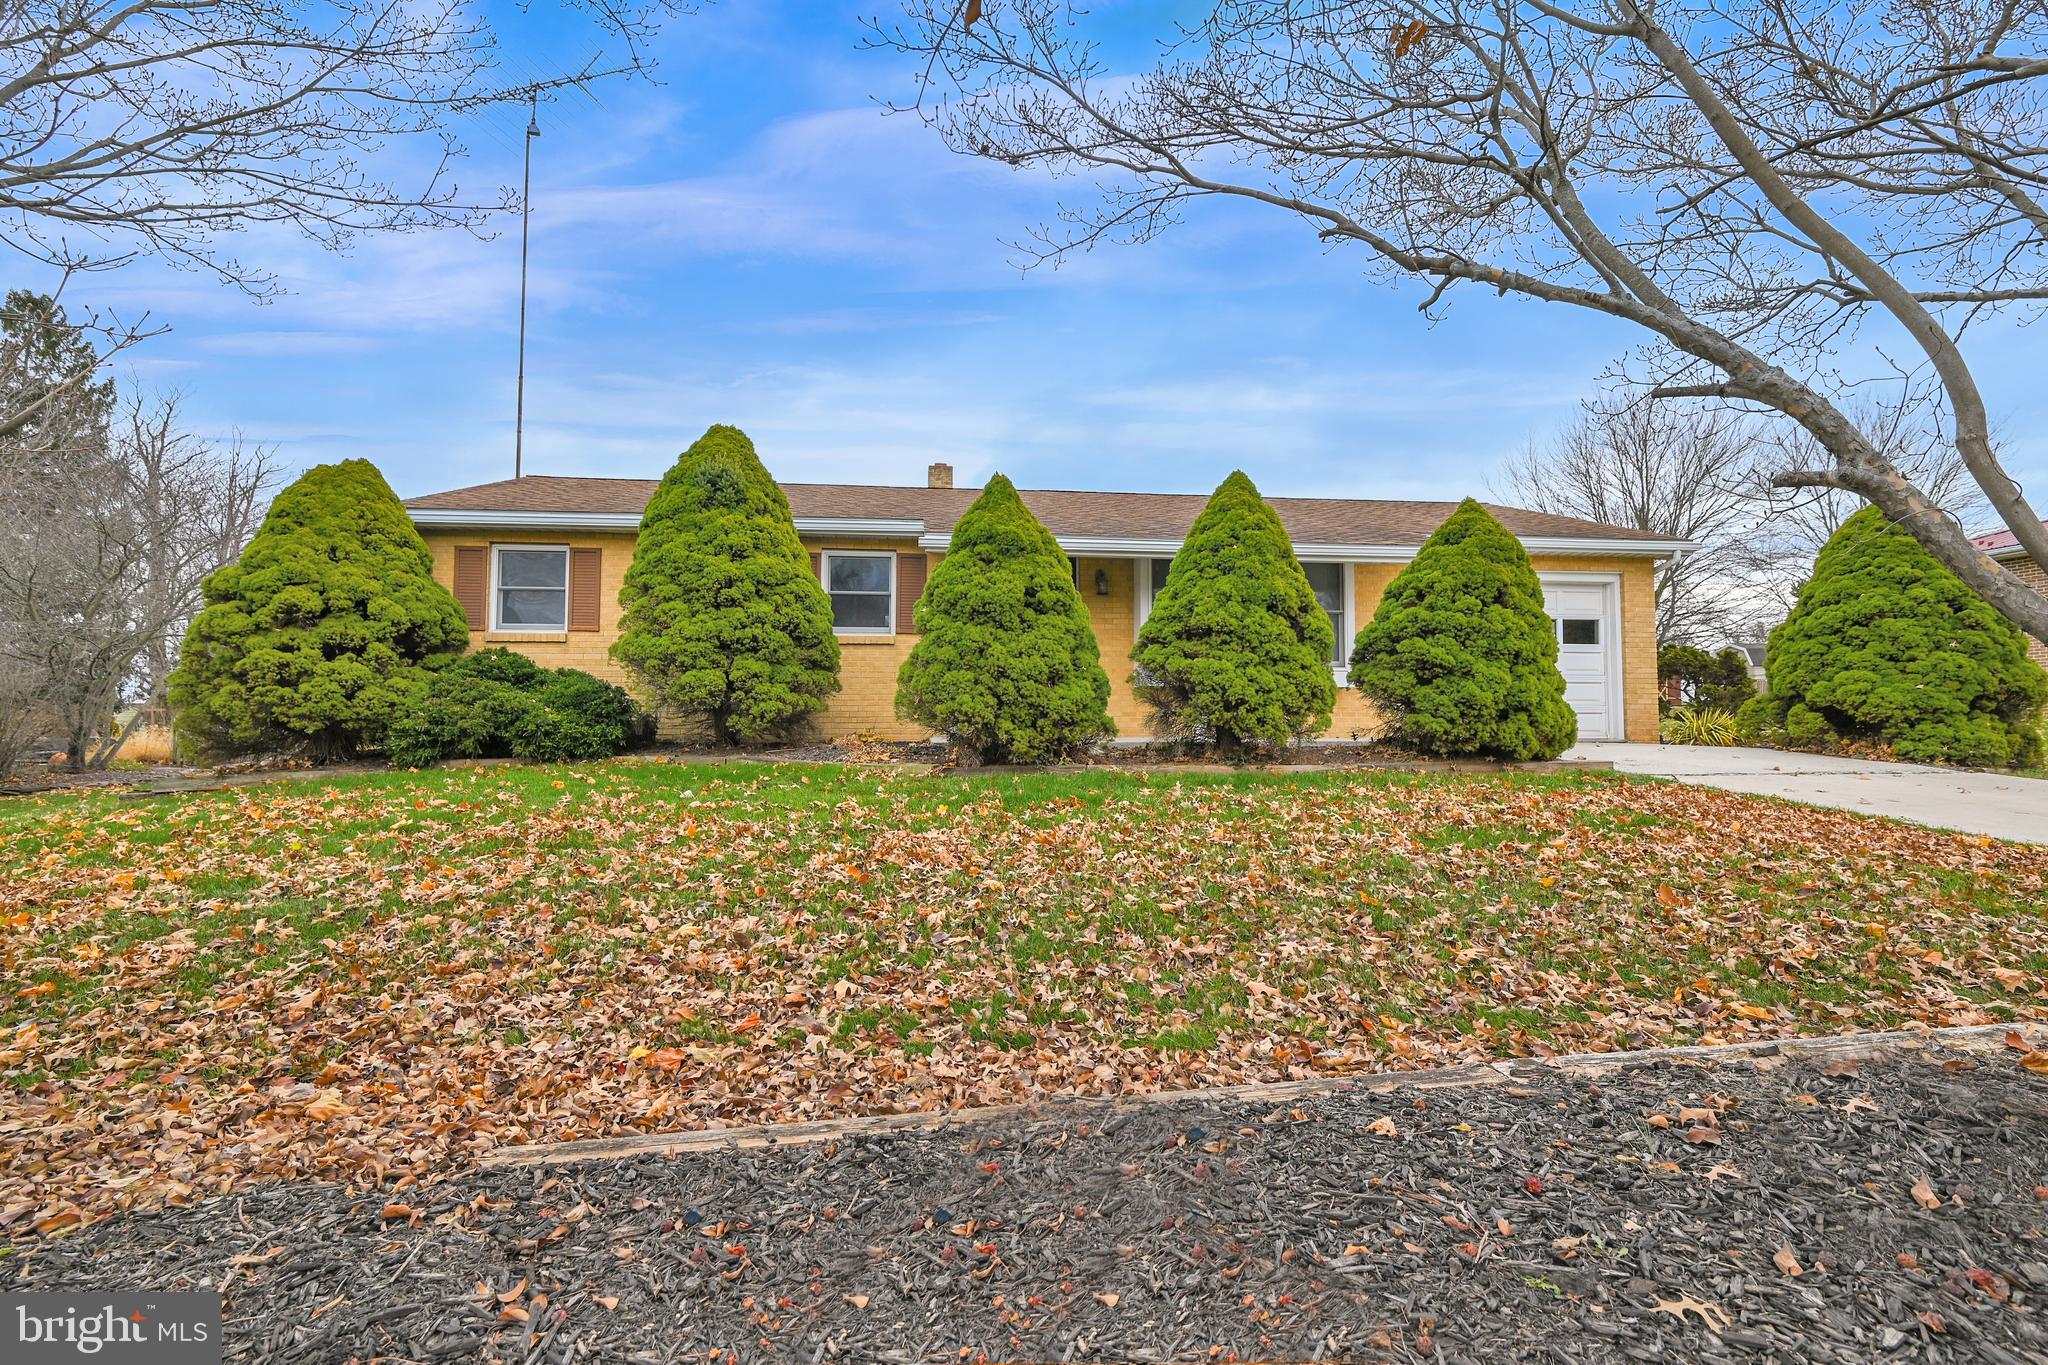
405;475;1676;547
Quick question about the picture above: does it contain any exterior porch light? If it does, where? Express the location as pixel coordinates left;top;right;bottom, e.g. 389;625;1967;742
1094;568;1110;596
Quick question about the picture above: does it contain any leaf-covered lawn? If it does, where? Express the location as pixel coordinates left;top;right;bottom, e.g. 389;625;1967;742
3;759;2044;1235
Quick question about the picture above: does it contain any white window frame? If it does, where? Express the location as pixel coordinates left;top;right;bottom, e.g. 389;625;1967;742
820;549;896;636
1300;559;1356;683
1136;555;1355;681
490;543;570;633
1135;556;1163;630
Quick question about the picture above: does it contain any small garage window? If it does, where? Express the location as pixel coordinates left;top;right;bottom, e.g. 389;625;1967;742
1559;617;1601;646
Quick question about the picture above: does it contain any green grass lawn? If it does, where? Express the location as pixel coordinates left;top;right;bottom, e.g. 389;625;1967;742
2;757;2044;1233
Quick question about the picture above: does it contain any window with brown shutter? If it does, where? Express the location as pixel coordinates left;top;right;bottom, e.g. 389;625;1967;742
896;552;927;632
569;547;602;631
452;546;488;629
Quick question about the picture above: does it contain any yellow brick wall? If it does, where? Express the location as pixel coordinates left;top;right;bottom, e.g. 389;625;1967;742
425;530;642;683
419;529;1662;745
2007;555;2048;670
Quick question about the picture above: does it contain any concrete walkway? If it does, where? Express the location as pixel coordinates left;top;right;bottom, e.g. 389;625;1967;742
1561;742;2048;845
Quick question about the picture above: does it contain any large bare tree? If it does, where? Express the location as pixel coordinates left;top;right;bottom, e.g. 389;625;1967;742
1496;396;1762;645
0;295;275;773
0;0;691;295
1499;391;1989;639
874;0;2048;642
0;390;276;771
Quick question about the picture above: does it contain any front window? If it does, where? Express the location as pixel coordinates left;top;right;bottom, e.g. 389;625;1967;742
1145;558;1175;613
1303;562;1347;665
823;551;895;634
1145;556;1348;669
493;545;568;631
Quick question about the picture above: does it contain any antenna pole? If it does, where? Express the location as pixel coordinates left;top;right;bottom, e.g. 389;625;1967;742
514;93;540;479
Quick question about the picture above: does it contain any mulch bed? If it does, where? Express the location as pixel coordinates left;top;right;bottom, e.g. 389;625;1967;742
7;1042;2044;1363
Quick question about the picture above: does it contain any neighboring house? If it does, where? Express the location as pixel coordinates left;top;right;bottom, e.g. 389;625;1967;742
1658;641;1767;707
1971;522;2048;669
404;464;1689;744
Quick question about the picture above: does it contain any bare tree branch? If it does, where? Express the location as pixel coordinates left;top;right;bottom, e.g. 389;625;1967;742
0;0;696;294
869;0;2048;642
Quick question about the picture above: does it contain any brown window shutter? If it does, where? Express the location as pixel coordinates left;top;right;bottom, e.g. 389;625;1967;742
810;550;822;579
569;547;602;631
896;552;927;632
453;546;488;629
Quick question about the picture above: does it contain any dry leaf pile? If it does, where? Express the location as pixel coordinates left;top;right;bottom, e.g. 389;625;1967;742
2;761;2043;1237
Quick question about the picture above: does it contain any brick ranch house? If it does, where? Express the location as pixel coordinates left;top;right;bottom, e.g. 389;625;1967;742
1971;520;2048;669
404;464;1690;744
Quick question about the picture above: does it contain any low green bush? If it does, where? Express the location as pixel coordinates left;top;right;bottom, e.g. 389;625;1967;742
386;649;653;768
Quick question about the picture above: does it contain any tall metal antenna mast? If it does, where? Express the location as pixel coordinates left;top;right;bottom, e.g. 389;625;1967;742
514;92;540;479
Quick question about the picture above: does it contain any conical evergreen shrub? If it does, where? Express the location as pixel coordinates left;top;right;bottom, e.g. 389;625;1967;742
1129;471;1336;754
612;425;840;742
168;459;469;760
896;475;1114;763
1350;498;1577;759
1740;506;2045;767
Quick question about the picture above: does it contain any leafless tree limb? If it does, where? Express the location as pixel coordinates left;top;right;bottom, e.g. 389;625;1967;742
0;0;695;293
871;0;2048;642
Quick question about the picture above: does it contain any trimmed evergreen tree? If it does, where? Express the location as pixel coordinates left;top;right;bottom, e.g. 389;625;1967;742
896;475;1114;763
1130;470;1336;754
168;459;469;760
612;424;840;742
1350;499;1578;760
1741;506;2046;767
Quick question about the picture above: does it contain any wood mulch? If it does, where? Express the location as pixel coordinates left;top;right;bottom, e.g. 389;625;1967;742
7;1033;2044;1363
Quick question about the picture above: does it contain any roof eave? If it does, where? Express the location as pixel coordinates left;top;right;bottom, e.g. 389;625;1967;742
928;532;1694;559
404;507;926;537
402;506;1691;558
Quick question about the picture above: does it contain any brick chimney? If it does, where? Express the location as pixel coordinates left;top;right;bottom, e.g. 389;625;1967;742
927;462;954;489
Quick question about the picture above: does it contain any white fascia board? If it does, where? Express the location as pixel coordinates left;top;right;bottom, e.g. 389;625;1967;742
1519;535;1695;557
407;508;643;530
793;517;926;537
916;532;1695;559
411;509;1693;558
408;509;928;537
1985;544;2031;561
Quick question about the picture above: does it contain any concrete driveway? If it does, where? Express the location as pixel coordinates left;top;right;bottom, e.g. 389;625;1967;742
1561;743;2048;845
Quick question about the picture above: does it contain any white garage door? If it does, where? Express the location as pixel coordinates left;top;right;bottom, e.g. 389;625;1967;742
1540;577;1622;741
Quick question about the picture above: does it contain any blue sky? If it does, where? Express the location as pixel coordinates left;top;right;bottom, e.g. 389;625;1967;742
60;2;2048;511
